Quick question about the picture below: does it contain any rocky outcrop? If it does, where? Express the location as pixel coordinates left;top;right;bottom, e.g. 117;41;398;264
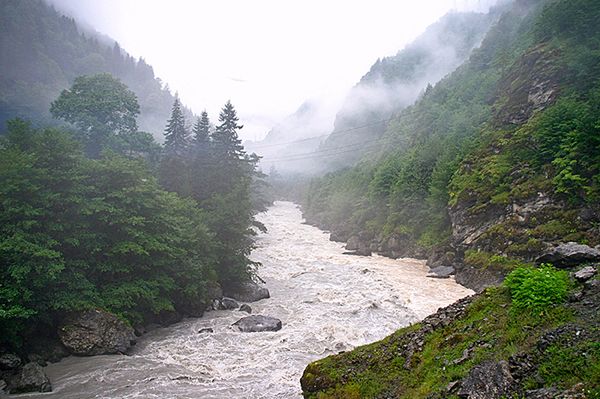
224;281;270;303
457;360;514;399
493;44;562;126
4;362;51;394
454;263;506;293
573;265;596;281
58;309;136;356
232;315;282;332
536;242;600;267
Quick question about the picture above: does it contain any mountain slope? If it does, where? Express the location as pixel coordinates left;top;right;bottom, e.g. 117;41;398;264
301;0;600;395
318;9;498;169
0;0;194;138
303;0;599;278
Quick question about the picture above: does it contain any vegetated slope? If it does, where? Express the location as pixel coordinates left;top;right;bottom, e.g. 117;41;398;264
303;0;600;289
0;0;194;138
317;9;498;170
301;264;599;398
301;0;600;396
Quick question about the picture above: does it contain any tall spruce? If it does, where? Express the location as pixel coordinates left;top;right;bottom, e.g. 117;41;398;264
193;111;211;147
190;111;213;201
160;97;190;195
164;96;190;156
213;100;245;160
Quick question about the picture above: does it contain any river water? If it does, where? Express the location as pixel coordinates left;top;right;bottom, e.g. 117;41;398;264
18;201;472;399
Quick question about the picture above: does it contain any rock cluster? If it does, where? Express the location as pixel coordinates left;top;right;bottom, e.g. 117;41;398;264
0;357;52;395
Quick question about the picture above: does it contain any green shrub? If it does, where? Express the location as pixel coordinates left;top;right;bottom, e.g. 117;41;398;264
504;264;570;310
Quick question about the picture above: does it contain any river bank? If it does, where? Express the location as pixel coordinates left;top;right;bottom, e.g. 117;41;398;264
8;201;472;398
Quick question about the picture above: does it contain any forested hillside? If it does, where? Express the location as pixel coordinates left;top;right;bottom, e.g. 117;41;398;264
303;0;600;287
0;2;267;374
301;0;600;397
0;0;194;138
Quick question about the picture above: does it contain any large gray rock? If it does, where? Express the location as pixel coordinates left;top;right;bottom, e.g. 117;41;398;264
536;242;600;267
225;281;270;303
58;309;135;356
573;265;596;281
0;353;21;370
6;362;51;394
458;360;514;399
233;315;282;332
427;266;455;279
345;236;360;251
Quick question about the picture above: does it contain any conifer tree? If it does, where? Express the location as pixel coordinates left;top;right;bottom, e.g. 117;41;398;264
190;111;213;201
193;111;211;146
164;96;190;156
213;100;245;160
160;96;190;195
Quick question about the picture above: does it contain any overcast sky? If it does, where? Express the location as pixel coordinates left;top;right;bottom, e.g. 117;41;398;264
48;0;496;141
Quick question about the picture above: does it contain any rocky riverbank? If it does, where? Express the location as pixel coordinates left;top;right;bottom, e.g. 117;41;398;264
301;263;599;398
0;280;270;395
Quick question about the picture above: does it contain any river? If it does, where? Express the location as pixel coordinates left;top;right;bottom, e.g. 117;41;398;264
18;201;472;399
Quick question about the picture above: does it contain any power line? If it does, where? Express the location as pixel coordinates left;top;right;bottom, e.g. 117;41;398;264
245;117;393;150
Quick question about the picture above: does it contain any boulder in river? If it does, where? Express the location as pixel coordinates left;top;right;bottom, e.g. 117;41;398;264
58;309;136;356
239;304;252;313
224;281;270;303
427;266;455;279
5;362;51;394
233;315;282;332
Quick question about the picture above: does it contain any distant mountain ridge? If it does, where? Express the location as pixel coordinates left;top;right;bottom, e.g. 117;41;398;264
249;8;498;176
0;0;194;139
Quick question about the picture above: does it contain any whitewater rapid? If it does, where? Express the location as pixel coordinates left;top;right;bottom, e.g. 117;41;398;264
19;201;472;399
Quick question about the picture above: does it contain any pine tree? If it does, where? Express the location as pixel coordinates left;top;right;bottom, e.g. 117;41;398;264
213;100;245;160
160;96;190;195
193;111;211;148
190;111;213;201
164;96;190;156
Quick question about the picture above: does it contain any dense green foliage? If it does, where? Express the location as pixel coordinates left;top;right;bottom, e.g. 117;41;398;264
50;73;144;157
0;0;194;137
304;0;600;256
504;264;570;310
0;71;266;350
0;120;218;347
